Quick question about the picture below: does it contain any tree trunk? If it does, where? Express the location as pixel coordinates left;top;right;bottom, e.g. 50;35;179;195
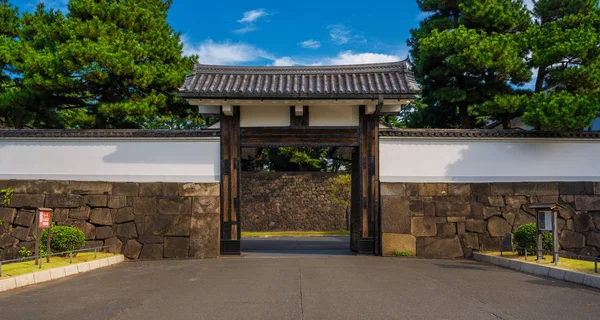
458;103;472;129
535;67;546;93
346;207;350;231
501;113;511;129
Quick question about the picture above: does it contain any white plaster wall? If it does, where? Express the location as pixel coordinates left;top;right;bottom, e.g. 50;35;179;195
380;137;600;182
0;139;220;182
240;105;290;127
309;105;358;127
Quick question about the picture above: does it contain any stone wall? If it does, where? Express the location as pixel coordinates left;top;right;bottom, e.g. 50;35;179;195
381;182;600;259
0;180;220;260
241;172;348;232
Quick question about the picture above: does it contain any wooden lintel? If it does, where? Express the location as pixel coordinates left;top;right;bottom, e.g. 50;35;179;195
294;105;304;117
222;104;234;116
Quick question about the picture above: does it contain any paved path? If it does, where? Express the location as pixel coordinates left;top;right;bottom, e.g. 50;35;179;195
241;236;351;255
1;253;599;319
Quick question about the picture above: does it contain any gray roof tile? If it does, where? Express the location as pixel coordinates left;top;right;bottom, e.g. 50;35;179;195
179;61;419;99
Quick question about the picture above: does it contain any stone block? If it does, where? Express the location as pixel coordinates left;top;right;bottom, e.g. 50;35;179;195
53;208;68;223
84;240;104;249
133;197;156;215
112;182;138;196
502;210;517;226
479;234;503;252
108;196;127;209
457;222;466;235
418;184;447;196
560;230;585;249
114;207;135;223
564;271;585;284
447;217;466;222
435;197;470;217
89;208;113;226
470;184;490;197
50;267;66;280
573;213;595;232
139;183;163;196
409;201;424;215
8;194;45;208
69;181;112;195
0;207;16;225
14;209;35;227
116;222;138;239
381;196;411;234
189;208;220;258
548;268;566;280
69;207;90;220
0;278;16;292
483;206;501;219
381;233;416;256
164;237;190;258
84;195;107;207
0;233;18;249
559;182;594;195
487;217;512;237
70;220;96;240
104;237;123;253
471;202;483;219
95;226;113;240
123;240;143;259
11;227;29;241
76;262;90;273
448;184;470;196
380;183;405;196
28;180;69;194
416;236;464;258
505;196;527;208
514;182;559;196
423;202;435;216
145;215;191;237
514;210;536;228
157;197;191;215
587;232;600;248
138;235;164;244
140;244;163;259
14;274;35;287
45;194;82;208
405;184;419;197
411;217;437;237
437;223;456;236
465;219;487;233
192;197;220;215
490;183;513;195
583;274;600;290
162;183;181;196
579;246;599;257
460;233;479;250
593;212;600;229
487;195;505;207
180;183;220;197
559;207;576;220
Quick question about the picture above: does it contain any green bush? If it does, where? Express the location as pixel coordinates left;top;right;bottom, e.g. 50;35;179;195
513;223;553;254
40;225;86;254
393;250;412;257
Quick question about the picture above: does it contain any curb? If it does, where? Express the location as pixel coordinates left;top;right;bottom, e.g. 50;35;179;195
0;255;125;293
473;253;600;290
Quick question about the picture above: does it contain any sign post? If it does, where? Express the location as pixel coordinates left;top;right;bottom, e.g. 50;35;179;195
38;208;53;263
530;203;560;265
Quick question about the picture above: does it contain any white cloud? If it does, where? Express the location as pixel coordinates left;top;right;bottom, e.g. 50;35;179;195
322;51;401;65
328;24;351;44
182;39;274;65
272;57;299;66
298;40;321;49
523;0;534;10
233;9;271;34
237;9;269;23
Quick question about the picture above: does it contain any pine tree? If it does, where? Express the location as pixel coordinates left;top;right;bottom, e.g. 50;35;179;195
18;0;196;129
409;0;532;128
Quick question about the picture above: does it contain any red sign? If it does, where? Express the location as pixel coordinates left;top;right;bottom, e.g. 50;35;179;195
39;209;52;229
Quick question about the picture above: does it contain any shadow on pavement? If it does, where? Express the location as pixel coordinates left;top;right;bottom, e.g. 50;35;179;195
241;236;352;256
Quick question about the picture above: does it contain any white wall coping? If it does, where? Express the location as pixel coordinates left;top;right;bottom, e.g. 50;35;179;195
0;255;125;293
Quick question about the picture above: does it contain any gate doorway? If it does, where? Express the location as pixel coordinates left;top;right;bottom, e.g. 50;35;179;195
178;62;419;256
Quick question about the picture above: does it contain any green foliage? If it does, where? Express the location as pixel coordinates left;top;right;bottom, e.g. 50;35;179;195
513;223;553;254
329;174;351;210
1;0;197;129
1;187;13;206
393;250;412;257
19;246;32;257
409;0;600;130
40;225;86;254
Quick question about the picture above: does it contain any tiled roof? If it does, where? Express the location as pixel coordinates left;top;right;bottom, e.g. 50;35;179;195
178;61;419;99
380;128;600;139
0;129;219;138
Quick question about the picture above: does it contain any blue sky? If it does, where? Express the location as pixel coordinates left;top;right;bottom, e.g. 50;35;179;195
12;0;534;66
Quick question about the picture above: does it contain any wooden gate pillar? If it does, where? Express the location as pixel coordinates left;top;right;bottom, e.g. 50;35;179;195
351;106;380;254
220;106;241;255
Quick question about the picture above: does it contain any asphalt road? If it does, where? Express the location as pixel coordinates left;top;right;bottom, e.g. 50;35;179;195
1;238;599;320
241;235;351;255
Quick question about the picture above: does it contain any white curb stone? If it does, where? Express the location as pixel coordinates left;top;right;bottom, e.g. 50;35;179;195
473;253;600;290
50;268;66;280
33;270;52;284
0;255;124;293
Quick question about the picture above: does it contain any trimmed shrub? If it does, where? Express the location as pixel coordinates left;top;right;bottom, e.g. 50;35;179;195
40;225;86;254
513;223;553;254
